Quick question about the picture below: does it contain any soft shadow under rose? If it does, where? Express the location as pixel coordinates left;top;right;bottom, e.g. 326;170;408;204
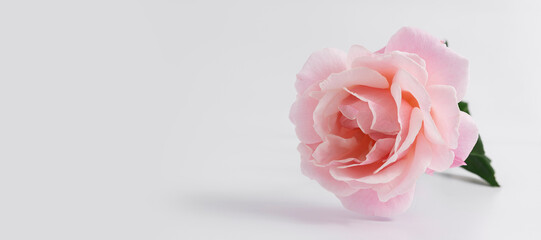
290;27;479;217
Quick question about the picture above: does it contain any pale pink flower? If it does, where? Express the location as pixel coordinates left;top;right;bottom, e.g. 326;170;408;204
290;27;479;217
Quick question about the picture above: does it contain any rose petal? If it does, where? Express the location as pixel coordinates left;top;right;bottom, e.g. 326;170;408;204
427;85;460;149
401;52;427;69
377;107;423;172
312;135;360;165
393;69;431;112
299;144;358;197
351;51;428;86
332;159;406;185
296;48;347;95
289;94;322;144
424;135;455;172
363;138;395;165
347;45;372;67
339;115;359;129
312;90;349;138
344;86;400;134
375;132;431;201
452;112;479;166
329;161;381;181
338;96;374;134
337;187;414;217
355;104;375;135
320;67;389;90
422;111;447;146
385;27;469;101
338;97;367;119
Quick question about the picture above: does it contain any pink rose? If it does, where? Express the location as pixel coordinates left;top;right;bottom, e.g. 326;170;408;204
290;27;479;217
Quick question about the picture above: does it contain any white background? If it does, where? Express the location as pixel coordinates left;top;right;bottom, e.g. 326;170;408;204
1;0;540;239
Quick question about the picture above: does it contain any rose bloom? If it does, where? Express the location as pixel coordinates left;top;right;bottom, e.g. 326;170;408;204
290;27;479;217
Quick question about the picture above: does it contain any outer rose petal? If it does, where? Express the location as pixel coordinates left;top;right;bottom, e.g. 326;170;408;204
289;94;321;144
451;112;479;167
299;143;358;197
295;48;347;94
424;135;455;172
338;188;414;217
347;45;372;67
385;27;469;101
427;85;460;149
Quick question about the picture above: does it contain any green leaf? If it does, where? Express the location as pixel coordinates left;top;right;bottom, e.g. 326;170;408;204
458;101;500;187
461;139;499;187
471;135;486;156
458;101;470;115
